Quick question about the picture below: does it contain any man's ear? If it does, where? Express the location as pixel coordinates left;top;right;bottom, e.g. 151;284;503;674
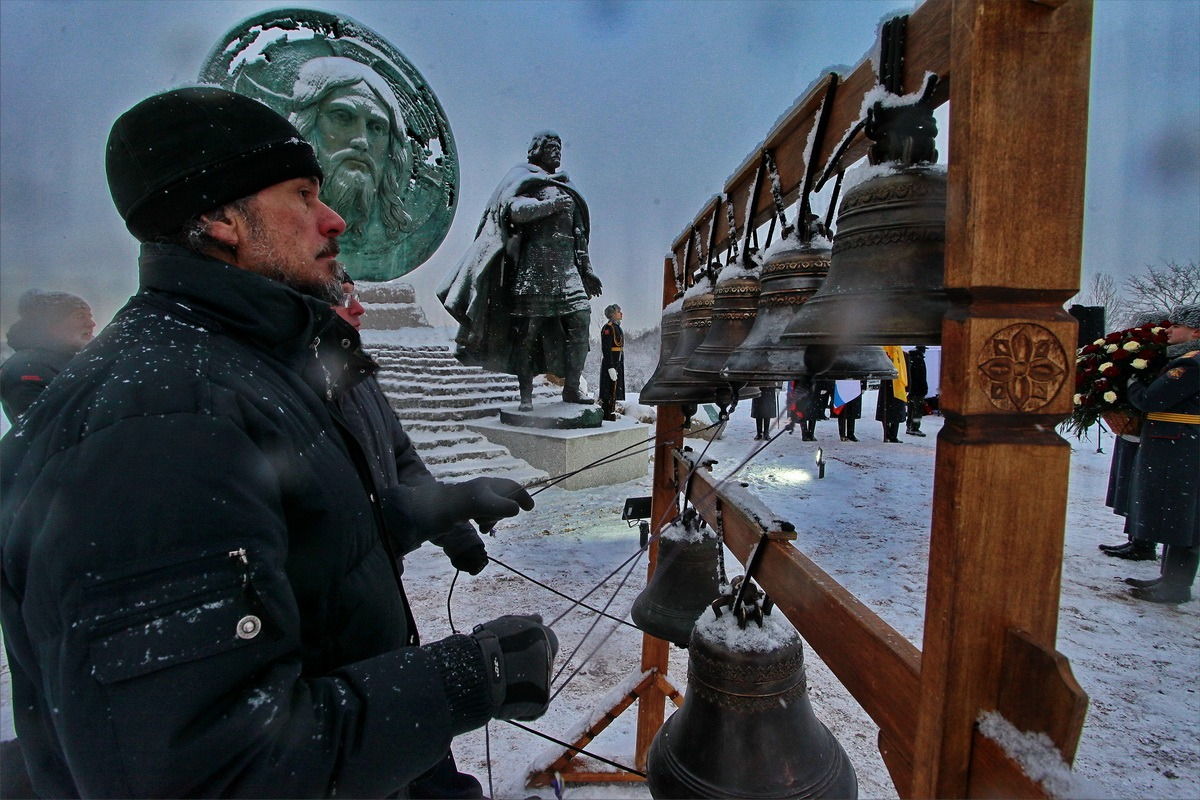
200;206;243;251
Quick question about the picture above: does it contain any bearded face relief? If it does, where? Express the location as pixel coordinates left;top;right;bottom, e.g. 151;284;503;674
294;75;412;245
201;9;459;280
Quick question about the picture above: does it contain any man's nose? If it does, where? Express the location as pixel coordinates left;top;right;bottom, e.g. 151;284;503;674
318;199;346;237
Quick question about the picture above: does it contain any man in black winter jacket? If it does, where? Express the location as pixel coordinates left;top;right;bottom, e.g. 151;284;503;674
0;87;557;799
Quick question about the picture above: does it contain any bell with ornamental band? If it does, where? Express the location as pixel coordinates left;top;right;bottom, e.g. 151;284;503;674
721;220;897;385
646;577;858;799
782;74;947;348
684;261;761;403
640;276;758;416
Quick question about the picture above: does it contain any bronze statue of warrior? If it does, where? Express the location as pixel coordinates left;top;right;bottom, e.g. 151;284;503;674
438;131;603;410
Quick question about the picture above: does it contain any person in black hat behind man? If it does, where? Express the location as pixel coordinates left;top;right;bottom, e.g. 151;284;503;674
0;87;557;798
0;289;96;424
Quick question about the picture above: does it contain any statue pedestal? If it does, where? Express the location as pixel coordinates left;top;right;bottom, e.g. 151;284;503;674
466;412;651;490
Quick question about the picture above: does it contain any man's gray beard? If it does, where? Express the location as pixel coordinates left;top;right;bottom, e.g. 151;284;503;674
254;261;344;305
323;166;376;240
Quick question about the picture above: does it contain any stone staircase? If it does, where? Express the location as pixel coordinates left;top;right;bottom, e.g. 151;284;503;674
362;337;554;484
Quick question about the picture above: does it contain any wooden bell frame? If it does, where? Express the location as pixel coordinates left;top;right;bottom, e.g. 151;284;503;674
530;1;1092;796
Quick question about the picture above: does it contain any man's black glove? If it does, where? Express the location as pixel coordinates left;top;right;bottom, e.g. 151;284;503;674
449;543;488;575
470;615;559;721
405;477;534;535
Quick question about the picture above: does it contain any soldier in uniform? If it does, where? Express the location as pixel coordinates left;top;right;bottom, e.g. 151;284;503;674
439;131;603;411
1123;304;1200;604
599;304;625;421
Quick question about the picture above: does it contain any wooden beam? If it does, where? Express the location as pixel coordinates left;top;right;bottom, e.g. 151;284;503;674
671;0;953;266
910;1;1093;797
677;451;922;767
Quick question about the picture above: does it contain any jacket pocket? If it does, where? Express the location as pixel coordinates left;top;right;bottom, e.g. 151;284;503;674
79;543;269;684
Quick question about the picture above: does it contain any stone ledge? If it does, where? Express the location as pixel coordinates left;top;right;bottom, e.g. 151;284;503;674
465;415;651;490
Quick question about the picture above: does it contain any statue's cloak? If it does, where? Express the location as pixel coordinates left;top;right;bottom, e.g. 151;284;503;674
436;163;591;376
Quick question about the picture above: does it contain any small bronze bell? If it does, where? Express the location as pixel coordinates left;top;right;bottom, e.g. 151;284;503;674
722;230;897;384
631;511;721;647
647;582;858;799
783;75;947;347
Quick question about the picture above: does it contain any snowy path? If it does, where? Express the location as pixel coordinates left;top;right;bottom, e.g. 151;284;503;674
2;397;1197;798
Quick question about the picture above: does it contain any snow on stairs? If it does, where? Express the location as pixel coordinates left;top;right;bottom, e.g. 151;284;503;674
364;341;552;484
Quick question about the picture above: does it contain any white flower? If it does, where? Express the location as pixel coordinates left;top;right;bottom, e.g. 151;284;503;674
1122;341;1140;352
1073;393;1083;406
1093;338;1105;345
1151;327;1164;334
1099;362;1113;372
1131;358;1149;369
1103;390;1118;404
1105;344;1118;353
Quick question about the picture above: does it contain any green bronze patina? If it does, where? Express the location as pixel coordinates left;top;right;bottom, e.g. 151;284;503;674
200;9;458;281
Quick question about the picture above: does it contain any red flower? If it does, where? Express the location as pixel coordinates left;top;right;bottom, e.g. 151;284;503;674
1093;378;1110;391
1104;332;1123;344
1111;349;1132;362
1102;365;1120;377
1081;344;1100;355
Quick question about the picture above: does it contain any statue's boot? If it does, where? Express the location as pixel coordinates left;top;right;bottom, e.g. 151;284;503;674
518;374;534;412
561;364;593;405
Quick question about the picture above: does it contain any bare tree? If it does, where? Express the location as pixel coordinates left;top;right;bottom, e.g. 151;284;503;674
1123;260;1200;322
1078;271;1129;329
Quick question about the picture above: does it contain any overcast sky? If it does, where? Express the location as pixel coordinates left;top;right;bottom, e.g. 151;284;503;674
1;0;1197;334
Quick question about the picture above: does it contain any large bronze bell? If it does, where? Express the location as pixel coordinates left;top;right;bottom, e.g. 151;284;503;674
640;283;758;411
722;232;897;384
783;75;947;347
685;266;761;398
647;600;858;798
630;513;721;647
637;299;683;404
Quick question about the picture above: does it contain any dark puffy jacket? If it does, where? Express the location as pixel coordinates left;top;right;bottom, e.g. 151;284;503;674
336;375;484;565
0;338;78;424
0;244;492;798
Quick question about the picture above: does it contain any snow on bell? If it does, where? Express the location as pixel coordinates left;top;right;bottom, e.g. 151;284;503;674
783;75;947;348
631;510;722;648
647;580;858;799
721;226;896;385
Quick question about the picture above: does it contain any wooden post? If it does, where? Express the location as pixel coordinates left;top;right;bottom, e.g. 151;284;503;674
910;1;1093;797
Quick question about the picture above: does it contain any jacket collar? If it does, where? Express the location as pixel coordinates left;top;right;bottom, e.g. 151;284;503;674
137;242;342;365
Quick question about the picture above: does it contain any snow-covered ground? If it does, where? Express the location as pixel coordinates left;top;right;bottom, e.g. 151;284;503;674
2;398;1197;798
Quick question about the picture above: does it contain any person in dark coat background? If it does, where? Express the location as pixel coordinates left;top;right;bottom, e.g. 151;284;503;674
0;289;95;424
799;379;834;440
751;382;780;440
331;271;488;797
876;345;909;442
0;87;557;798
599;303;625;421
834;380;865;442
1123;304;1200;604
1098;311;1170;562
904;345;929;437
